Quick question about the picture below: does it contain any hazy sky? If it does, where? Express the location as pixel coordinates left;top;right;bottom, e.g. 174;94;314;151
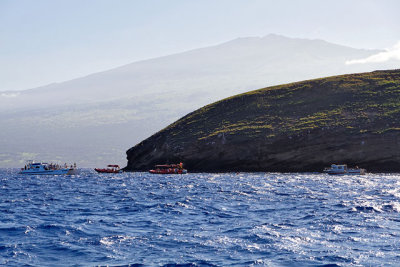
1;0;399;91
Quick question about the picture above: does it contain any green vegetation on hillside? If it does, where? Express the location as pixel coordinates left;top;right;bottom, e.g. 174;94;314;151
160;70;400;143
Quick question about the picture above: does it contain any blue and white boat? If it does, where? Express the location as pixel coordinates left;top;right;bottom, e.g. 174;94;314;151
20;161;80;175
323;164;366;175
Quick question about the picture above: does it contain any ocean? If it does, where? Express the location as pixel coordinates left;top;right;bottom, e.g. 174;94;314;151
1;169;400;266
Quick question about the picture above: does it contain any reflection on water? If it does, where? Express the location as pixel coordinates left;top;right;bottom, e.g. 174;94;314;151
1;170;400;266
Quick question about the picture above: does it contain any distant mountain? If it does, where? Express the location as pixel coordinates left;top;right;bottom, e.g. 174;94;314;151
0;34;398;167
125;69;400;173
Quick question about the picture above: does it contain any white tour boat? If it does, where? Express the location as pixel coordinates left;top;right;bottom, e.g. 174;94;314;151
20;161;80;175
323;164;366;175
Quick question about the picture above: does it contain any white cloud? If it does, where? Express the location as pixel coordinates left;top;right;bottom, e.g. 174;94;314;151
346;41;400;65
0;92;20;98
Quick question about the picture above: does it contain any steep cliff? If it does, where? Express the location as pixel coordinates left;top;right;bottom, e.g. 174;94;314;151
126;69;400;172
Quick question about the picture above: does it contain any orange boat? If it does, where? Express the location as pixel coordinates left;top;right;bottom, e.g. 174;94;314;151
149;163;187;174
95;165;123;173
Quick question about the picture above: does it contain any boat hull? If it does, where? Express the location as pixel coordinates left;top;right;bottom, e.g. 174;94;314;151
149;169;187;174
325;170;365;175
20;168;78;175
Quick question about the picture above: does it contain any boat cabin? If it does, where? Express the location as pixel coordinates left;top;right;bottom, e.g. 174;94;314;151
330;164;347;171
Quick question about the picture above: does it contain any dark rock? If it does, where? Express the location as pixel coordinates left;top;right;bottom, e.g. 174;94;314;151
125;69;400;172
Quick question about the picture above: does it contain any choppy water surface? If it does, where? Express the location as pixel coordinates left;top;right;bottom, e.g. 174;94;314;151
1;170;400;266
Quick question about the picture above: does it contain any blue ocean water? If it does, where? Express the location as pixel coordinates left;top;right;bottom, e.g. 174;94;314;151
1;169;400;266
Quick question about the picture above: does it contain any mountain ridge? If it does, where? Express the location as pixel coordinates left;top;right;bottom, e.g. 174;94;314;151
1;34;380;94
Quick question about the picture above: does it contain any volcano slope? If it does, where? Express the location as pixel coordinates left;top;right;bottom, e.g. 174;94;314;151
126;69;400;172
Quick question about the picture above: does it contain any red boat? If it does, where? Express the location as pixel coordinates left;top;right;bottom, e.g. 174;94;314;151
95;165;123;173
149;163;187;174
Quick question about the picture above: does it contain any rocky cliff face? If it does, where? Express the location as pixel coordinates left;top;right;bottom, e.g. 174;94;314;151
126;69;400;172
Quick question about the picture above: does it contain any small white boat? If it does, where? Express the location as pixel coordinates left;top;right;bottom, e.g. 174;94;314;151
20;161;80;175
323;164;366;175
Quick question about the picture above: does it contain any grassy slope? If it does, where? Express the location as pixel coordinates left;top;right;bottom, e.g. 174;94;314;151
161;69;400;142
